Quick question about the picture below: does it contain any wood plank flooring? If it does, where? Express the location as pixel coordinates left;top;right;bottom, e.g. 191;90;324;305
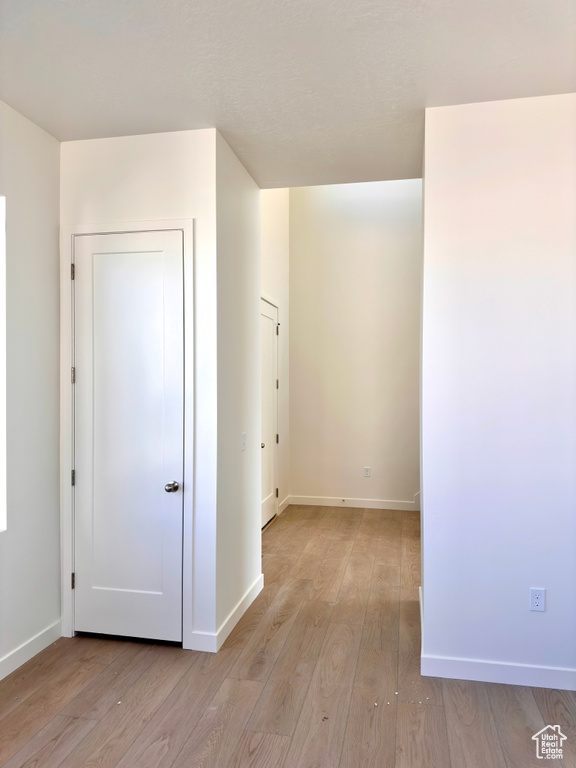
1;504;576;767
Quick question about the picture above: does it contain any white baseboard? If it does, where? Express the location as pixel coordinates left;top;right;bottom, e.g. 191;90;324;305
288;495;417;511
278;496;290;514
418;586;423;651
414;491;421;511
184;573;264;653
0;620;62;682
421;653;576;691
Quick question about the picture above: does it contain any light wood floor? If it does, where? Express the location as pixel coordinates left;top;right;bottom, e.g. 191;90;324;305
1;505;576;768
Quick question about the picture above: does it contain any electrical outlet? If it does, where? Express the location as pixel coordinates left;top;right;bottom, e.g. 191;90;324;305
529;588;546;612
363;467;371;477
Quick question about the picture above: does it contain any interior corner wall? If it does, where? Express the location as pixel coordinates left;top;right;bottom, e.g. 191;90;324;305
0;101;61;678
60;129;219;643
289;181;422;510
260;189;290;510
421;93;576;689
215;133;262;639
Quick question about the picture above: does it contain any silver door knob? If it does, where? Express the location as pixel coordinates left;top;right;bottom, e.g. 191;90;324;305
261;443;265;448
164;481;179;493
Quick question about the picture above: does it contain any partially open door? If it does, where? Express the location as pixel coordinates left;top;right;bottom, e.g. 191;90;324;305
261;299;278;527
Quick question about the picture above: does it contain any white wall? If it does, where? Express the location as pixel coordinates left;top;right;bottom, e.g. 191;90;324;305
215;134;262;635
261;189;290;510
421;93;576;689
61;129;262;652
0;101;61;677
289;181;422;509
61;130;219;646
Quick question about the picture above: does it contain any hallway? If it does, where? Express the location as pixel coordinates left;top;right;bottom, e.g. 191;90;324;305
0;506;574;767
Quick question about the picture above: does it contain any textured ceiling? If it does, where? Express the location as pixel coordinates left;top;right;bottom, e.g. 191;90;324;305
0;0;575;187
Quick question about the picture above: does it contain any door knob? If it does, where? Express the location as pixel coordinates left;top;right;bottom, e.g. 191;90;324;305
164;481;179;493
261;443;265;448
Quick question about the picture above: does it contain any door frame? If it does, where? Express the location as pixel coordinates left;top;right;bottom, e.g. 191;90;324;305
260;295;279;524
60;219;194;647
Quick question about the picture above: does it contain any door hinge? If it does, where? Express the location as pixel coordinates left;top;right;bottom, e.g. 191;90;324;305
276;325;279;335
71;367;76;384
71;573;75;589
276;379;279;389
275;488;279;498
71;263;75;280
71;469;75;486
276;434;279;444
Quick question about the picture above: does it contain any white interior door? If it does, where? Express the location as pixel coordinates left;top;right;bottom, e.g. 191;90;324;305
74;230;184;641
261;299;278;527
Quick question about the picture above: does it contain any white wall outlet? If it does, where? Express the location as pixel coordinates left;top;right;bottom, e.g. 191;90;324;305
529;587;546;612
363;466;371;477
241;432;247;451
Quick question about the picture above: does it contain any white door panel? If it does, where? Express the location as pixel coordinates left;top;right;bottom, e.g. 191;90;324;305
261;299;278;527
74;230;184;641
